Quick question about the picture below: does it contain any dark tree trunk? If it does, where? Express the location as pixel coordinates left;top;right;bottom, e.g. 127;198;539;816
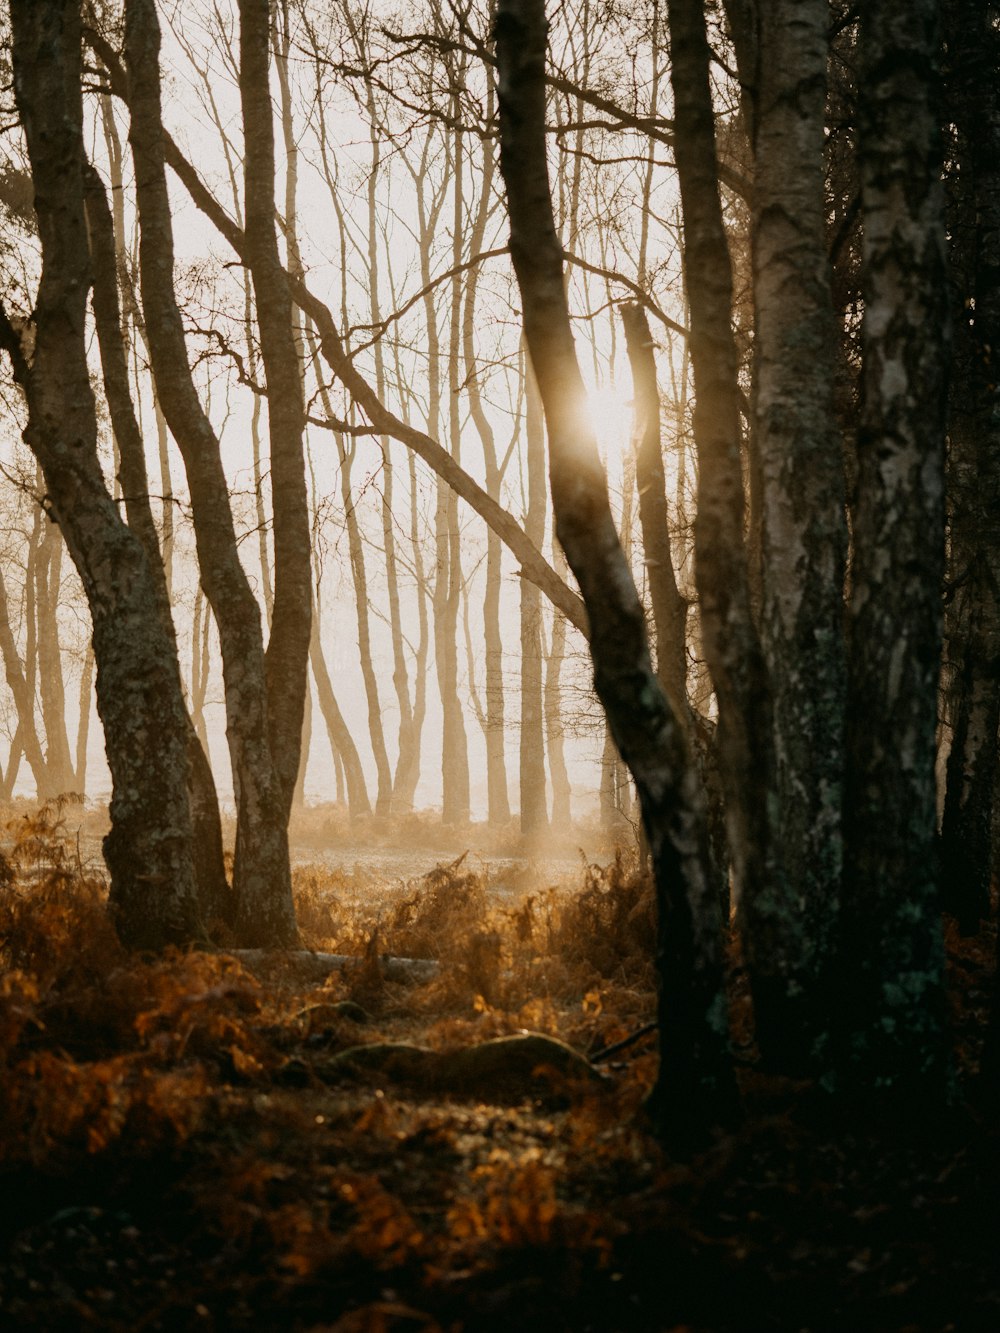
939;0;1000;934
1;0;198;950
496;0;736;1145
665;0;781;1059
239;0;312;824
839;0;950;1096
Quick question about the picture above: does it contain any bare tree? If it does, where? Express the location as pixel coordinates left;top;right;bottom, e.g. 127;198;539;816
0;0;199;949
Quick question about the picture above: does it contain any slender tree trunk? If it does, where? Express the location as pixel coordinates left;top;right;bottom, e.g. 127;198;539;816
74;645;94;796
463;98;511;826
545;541;573;825
34;524;74;795
439;115;471;826
839;0;950;1096
520;354;548;835
239;0;311;820
0;563;49;795
621;304;688;709
496;0;736;1144
2;0;198;949
310;608;372;819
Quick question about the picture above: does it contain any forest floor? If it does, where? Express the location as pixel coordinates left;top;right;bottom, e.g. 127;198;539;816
0;800;998;1332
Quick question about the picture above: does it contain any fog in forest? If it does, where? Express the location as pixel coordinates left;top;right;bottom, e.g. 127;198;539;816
1;0;999;1327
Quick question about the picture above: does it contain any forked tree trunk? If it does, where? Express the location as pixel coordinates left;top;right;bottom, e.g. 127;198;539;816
496;0;735;1144
125;0;297;946
85;165;230;925
2;0;198;949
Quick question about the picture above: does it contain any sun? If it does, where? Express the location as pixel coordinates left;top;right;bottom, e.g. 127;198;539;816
587;383;634;458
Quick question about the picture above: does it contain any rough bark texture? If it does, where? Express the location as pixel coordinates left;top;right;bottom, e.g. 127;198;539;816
239;0;312;822
124;0;296;946
665;0;779;1058
3;0;198;950
85;164;230;926
840;0;950;1094
939;0;1000;934
496;0;735;1143
751;0;847;1065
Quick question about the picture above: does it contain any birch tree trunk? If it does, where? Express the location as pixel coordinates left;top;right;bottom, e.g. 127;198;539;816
496;0;735;1143
751;0;847;1065
1;0;199;950
839;0;950;1095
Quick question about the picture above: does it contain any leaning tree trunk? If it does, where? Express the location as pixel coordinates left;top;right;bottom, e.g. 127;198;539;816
496;0;736;1145
750;0;847;1068
1;0;198;950
839;0;950;1097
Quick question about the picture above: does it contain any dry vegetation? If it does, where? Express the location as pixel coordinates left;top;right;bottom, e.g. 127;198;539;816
0;801;998;1331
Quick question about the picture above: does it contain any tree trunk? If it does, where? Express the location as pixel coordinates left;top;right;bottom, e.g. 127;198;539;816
85;160;230;926
520;353;548;835
125;0;296;946
621;304;688;710
751;0;847;1066
34;522;74;795
2;0;198;950
496;0;736;1145
310;609;372;819
665;0;780;1062
839;0;950;1096
939;0;1000;934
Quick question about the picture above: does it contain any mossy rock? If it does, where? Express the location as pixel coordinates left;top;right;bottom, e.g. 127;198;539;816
323;1032;604;1099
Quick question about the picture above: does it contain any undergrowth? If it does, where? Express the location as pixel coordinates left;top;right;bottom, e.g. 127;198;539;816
0;802;997;1331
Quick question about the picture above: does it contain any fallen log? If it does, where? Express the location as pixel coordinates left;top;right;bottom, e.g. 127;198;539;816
228;949;440;986
314;1032;607;1099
